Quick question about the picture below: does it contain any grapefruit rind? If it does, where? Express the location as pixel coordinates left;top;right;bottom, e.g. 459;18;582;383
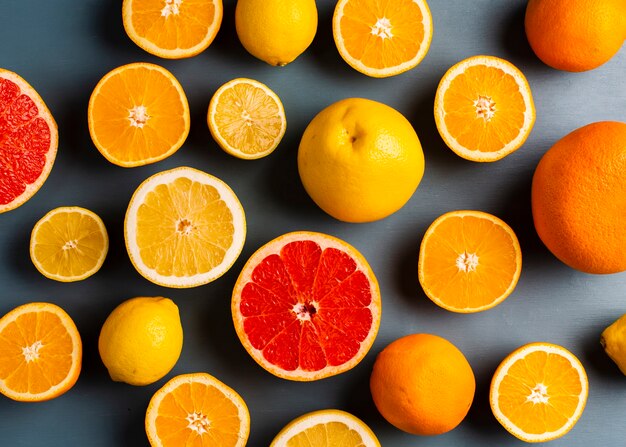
232;231;381;381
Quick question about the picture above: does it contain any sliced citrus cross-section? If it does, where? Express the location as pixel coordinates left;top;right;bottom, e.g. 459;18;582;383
270;409;381;447
490;342;588;443
333;0;433;78
232;231;381;381
125;166;246;288
0;68;58;213
434;55;535;161
145;373;250;447
208;78;286;160
30;206;109;282
0;302;82;402
88;62;190;167
123;0;223;59
418;210;522;313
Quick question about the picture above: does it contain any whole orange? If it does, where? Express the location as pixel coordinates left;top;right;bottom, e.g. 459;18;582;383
369;333;475;435
525;0;626;72
532;121;626;274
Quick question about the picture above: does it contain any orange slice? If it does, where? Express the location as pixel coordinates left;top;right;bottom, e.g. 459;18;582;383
88;62;190;167
0;302;82;402
490;342;588;443
125;166;246;288
123;0;223;59
232;231;381;381
332;0;433;78
145;373;250;447
208;78;286;160
30;206;109;282
270;409;381;446
418;210;522;313
0;68;58;213
434;55;535;161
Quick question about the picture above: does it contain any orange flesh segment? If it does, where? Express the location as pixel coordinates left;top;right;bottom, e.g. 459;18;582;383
0;311;73;395
339;0;425;70
421;214;519;309
130;0;217;50
90;67;187;163
288;421;364;444
154;381;244;446
497;350;584;434
442;64;526;153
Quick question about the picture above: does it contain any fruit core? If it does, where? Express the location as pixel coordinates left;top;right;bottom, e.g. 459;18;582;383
456;252;479;272
128;105;150;128
526;383;549;404
176;218;194;235
292;301;318;321
161;0;182;17
62;240;78;250
474;95;496;121
186;411;211;434
22;340;43;362
371;17;393;40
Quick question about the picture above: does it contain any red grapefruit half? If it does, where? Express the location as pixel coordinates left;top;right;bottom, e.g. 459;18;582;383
232;231;381;381
0;69;58;213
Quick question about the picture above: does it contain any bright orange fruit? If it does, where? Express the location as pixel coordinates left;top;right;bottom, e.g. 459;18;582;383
0;302;82;401
418;210;522;313
232;231;381;381
490;342;588;442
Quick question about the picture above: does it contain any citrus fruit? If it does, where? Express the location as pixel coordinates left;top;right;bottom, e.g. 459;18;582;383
123;0;223;59
525;0;626;72
232;231;381;381
298;97;424;223
531;121;626;274
270;409;381;447
88;62;190;167
333;0;433;78
434;55;535;162
124;166;246;288
370;333;475;435
418;210;522;313
30;206;109;282
98;297;183;386
601;313;626;375
145;372;250;447
235;0;318;66
0;68;58;213
208;78;286;160
490;342;588;443
0;302;82;402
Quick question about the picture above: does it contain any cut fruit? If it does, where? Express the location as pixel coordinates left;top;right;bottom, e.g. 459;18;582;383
490;342;588;443
208;78;286;160
0;68;58;213
0;302;82;402
434;55;535;162
125;166;246;288
145;372;250;447
30;206;109;282
232;231;381;381
123;0;223;59
418;210;522;313
270;409;381;447
332;0;433;78
88;62;190;167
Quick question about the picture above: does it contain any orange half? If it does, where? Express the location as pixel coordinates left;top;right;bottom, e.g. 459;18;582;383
434;55;535;161
418;210;522;313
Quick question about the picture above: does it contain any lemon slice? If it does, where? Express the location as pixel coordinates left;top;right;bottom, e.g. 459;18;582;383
30;206;109;282
124;166;246;288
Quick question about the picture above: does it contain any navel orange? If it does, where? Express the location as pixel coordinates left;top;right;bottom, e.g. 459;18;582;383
0;68;58;213
232;231;381;381
490;342;588;442
370;333;475;435
532;121;626;274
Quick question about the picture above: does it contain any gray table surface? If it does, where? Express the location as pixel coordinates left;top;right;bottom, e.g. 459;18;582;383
1;0;625;446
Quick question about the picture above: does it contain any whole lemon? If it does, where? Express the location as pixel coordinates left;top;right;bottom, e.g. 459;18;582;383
298;98;424;223
601;314;626;375
370;333;475;435
98;297;183;386
235;0;318;66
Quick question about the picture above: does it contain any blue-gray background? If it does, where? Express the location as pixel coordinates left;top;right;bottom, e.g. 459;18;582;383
1;0;625;445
